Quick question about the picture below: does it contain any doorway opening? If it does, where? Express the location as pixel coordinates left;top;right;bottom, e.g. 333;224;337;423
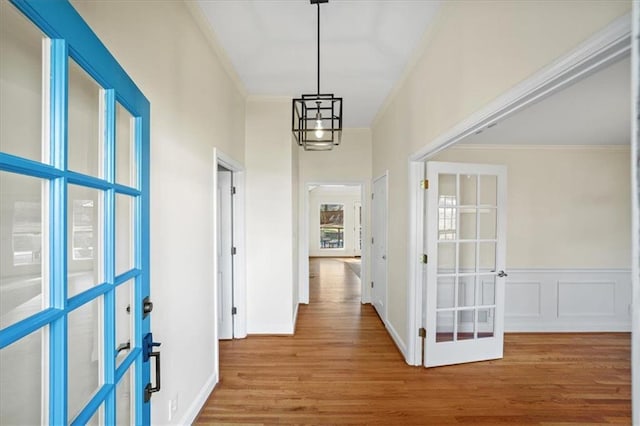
300;183;367;306
213;149;246;344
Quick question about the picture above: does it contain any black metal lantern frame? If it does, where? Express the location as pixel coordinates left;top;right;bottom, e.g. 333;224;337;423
292;94;342;150
292;0;343;151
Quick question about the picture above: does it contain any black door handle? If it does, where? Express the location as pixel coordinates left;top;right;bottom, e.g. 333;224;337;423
143;333;161;402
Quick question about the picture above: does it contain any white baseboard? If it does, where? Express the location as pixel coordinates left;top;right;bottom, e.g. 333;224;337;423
247;321;295;335
384;318;407;360
178;373;217;425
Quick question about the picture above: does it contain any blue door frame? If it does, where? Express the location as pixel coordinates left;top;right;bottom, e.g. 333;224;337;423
0;0;151;424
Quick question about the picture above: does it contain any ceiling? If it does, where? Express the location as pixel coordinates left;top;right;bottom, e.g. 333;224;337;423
464;56;631;146
196;0;442;128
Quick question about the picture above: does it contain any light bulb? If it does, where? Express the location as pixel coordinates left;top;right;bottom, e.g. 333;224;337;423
314;119;324;139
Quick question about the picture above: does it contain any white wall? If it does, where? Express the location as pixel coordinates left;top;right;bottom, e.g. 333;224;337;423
309;186;361;257
71;1;246;424
245;97;295;334
372;0;631;354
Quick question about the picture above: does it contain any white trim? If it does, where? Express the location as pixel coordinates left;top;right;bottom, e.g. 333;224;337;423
631;2;639;424
292;302;299;333
407;161;425;366
212;148;246;387
405;14;632;367
452;144;630;151
385;319;407;360
410;12;631;162
177;373;218;425
299;181;370;305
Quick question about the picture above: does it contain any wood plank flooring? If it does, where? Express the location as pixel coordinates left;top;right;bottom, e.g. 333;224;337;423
195;257;631;424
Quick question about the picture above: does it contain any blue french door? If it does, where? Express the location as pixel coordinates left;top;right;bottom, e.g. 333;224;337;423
0;0;152;424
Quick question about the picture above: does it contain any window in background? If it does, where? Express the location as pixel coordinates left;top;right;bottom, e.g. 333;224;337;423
320;204;344;249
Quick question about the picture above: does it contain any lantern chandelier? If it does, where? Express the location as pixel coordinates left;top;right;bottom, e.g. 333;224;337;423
292;0;343;151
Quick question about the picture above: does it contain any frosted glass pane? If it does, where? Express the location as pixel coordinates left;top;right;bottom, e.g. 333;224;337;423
437;242;455;274
68;60;102;177
0;171;47;329
457;276;476;308
478;308;495;338
68;298;102;420
459;208;476;240
479;208;497;240
0;1;45;163
457;310;475;341
115;280;133;366
438;174;456;199
116;194;134;276
479;242;496;272
116;368;134;425
479;175;497;206
460;174;477;205
436;277;454;309
116;103;137;187
480;276;496;306
68;185;103;298
459;242;476;273
436;311;454;342
0;328;43;425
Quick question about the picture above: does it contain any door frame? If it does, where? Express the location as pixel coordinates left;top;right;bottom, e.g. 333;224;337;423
405;14;632;366
299;181;369;305
212;149;246;375
631;3;639;425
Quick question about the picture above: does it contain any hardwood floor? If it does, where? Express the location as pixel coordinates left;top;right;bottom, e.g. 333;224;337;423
195;257;631;424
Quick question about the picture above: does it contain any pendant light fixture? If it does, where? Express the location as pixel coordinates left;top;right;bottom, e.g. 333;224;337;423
292;0;343;151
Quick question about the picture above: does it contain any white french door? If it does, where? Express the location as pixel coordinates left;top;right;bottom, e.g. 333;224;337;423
424;162;507;367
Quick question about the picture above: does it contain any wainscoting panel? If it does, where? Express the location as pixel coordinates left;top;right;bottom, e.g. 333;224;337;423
505;269;631;332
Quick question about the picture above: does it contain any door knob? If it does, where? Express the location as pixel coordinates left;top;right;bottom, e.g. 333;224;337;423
382;255;386;260
497;270;508;278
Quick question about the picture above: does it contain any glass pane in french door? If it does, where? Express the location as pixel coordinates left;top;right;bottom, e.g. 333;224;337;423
435;172;499;343
0;0;46;163
116;367;134;425
68;297;103;420
0;327;44;425
0;171;47;329
68;59;103;178
67;184;104;298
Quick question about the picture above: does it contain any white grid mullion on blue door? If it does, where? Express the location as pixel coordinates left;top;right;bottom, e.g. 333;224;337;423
103;88;117;426
48;37;69;426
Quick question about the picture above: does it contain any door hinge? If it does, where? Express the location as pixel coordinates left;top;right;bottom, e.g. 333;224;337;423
232;307;237;315
371;281;374;288
231;186;236;195
420;254;428;264
371;193;374;200
420;179;429;189
371;237;374;245
418;327;426;338
232;247;237;255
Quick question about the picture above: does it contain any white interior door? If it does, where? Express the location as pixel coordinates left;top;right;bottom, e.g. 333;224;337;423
424;162;507;367
217;169;233;340
372;175;387;320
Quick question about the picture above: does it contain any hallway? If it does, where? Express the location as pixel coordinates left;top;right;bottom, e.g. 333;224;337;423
195;258;630;424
